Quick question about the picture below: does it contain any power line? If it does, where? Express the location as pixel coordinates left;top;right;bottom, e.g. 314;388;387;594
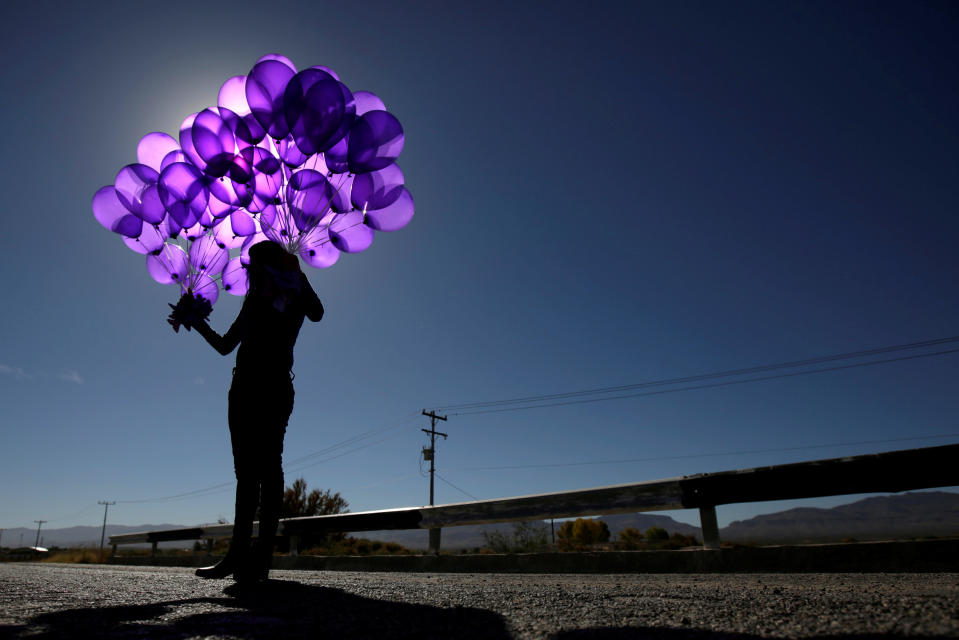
442;432;959;472
447;347;959;416
434;473;478;500
433;335;959;414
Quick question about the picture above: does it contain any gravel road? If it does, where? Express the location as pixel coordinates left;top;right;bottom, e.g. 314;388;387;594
0;563;956;639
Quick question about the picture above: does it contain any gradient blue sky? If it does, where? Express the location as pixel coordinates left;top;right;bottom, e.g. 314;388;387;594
1;0;957;534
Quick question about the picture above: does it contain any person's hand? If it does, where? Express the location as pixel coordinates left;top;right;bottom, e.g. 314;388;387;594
167;293;213;333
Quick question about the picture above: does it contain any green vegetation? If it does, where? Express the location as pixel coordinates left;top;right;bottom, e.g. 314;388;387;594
482;521;551;553
617;526;699;550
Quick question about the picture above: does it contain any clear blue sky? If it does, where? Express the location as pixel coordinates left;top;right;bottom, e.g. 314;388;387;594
1;0;957;534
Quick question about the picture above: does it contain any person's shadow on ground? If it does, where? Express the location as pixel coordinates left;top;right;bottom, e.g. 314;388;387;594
2;578;511;639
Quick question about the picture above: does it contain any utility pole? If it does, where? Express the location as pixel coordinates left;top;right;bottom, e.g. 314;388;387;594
33;520;46;548
98;501;116;558
421;409;447;555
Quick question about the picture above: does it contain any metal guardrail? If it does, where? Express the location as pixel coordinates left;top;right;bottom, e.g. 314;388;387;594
110;443;959;553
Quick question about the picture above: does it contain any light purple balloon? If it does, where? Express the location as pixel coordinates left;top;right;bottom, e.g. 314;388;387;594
189;235;229;275
136;132;180;172
256;53;297;72
353;91;386;116
351;163;404;211
347;110;404;173
123;221;167;255
230;210;257;236
114;164;159;217
161;149;191;170
365;188;415;232
178;113;206;171
146;244;188;285
330;210;374;253
218;75;251;117
213;217;246;250
222;256;249;295
92;186;142;238
299;226;340;268
187;272;219;305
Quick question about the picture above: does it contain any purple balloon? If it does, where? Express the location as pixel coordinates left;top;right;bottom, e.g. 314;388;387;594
192;109;236;177
136;132;179;172
222;256;249;295
187;272;220;305
160;149;192;170
286;169;334;231
351;163;404;211
324;135;349;174
123;221;167;255
218;75;251;117
246;60;296;139
158;162;209;228
188;235;229;275
178;113;207;172
347;110;404;173
353;91;386;116
330;210;374;253
256;53;296;72
146;244;188;285
213;217;246;250
284;69;343;156
92;186;142;238
114;164;159;217
365;188;415;232
230;210;257;236
330;172;354;213
299;225;340;268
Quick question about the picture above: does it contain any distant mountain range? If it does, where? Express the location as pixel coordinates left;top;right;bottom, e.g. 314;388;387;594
4;492;957;550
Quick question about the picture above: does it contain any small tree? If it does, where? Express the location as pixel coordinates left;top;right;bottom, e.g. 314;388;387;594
645;526;669;543
618;527;644;550
558;518;610;551
277;478;348;553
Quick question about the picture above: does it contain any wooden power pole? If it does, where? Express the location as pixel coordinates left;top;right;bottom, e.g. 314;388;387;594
421;409;447;554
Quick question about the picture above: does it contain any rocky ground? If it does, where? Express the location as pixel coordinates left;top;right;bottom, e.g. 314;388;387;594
0;563;957;639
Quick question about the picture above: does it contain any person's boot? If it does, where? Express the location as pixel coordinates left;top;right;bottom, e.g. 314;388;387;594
197;478;257;579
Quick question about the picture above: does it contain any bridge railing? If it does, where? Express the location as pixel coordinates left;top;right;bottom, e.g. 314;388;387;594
109;443;959;554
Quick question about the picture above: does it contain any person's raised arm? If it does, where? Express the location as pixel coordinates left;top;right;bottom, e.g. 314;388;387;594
193;306;246;355
300;272;324;322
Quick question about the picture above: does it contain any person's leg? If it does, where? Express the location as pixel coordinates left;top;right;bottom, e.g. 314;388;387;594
238;379;293;582
197;383;259;578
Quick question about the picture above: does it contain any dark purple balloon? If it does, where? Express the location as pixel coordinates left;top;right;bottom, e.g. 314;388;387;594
158;162;209;227
286;169;334;231
246;59;296;139
347;110;404;173
351;163;404;211
284;69;341;156
324;135;350;174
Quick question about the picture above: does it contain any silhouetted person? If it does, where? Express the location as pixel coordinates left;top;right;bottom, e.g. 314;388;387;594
172;240;323;582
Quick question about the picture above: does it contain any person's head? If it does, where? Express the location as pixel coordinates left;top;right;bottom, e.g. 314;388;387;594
247;241;297;294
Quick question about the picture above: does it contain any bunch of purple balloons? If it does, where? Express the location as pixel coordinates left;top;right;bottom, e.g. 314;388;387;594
92;54;413;307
